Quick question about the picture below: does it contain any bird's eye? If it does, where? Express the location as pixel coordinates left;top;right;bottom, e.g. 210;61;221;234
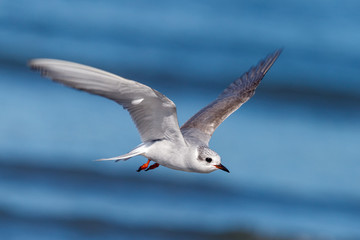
205;157;212;163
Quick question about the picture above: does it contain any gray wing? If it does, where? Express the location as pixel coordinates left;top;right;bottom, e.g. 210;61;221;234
181;49;281;145
29;59;185;143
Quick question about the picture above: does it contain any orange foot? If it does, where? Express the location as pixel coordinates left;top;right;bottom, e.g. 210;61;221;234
137;159;151;172
145;163;160;171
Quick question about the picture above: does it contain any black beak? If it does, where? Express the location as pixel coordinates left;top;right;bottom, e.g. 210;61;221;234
214;164;230;173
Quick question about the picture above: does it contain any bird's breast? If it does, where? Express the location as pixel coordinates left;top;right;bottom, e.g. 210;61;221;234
144;140;196;172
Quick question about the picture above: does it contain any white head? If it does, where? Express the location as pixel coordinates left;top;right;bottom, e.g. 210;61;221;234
194;146;229;173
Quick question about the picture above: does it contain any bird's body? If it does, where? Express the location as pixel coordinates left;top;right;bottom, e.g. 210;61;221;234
29;50;281;173
145;140;196;172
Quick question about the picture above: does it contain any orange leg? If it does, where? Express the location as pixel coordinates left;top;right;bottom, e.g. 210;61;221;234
145;163;160;171
137;159;151;172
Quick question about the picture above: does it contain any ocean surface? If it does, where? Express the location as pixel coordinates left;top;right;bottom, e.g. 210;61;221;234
1;0;360;239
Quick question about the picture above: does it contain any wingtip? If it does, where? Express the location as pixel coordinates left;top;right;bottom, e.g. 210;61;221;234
258;48;282;75
27;59;36;69
28;58;68;70
270;48;283;60
28;58;46;71
275;48;284;53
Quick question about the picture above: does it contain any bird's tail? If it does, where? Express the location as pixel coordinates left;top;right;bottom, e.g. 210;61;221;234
96;142;150;162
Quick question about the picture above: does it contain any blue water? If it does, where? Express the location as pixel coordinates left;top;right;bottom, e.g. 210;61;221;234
1;0;360;239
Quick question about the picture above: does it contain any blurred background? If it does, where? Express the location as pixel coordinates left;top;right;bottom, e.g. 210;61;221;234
1;0;360;239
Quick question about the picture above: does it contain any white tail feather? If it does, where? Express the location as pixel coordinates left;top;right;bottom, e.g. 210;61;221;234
96;142;151;162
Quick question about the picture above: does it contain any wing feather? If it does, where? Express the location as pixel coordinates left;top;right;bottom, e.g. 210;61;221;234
29;59;184;143
181;49;282;145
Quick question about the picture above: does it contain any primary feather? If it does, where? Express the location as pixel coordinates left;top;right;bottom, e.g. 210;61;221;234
29;59;184;143
181;49;281;145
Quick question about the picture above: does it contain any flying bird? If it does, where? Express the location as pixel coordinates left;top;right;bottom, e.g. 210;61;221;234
29;50;281;173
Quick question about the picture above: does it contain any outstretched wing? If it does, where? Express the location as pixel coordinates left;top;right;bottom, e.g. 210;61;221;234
29;59;184;144
181;49;281;145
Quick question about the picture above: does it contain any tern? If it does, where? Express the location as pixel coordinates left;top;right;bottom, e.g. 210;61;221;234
29;49;281;173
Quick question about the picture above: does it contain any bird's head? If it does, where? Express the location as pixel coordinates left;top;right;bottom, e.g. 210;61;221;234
196;146;229;173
